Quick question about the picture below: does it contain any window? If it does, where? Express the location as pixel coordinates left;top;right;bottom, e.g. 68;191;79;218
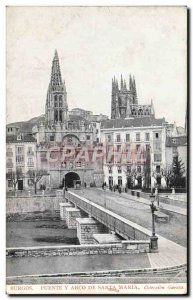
50;135;55;142
136;133;140;141
118;176;122;186
116;134;121;143
117;145;121;153
107;135;112;142
17;147;23;154
108;166;112;174
137;165;141;173
146;144;150;151
59;110;62;122
28;158;33;166
155;132;159;139
6;148;13;157
54;95;58;107
59;95;63;107
96;129;98;134
28;147;32;154
156;176;161;185
125;145;130;153
127;165;131;173
145;133;150;141
156;165;160;173
118;166;122;173
55;110;58;122
136;144;140;152
16;156;24;163
96;138;99;143
126;134;130;142
109;176;113;186
154;153;162;162
8;180;12;187
86;135;90;140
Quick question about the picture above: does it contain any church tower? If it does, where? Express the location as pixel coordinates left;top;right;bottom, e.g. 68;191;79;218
45;50;68;126
111;74;137;119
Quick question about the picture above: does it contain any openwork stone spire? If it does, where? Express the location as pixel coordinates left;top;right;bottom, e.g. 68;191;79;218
50;49;63;88
45;50;68;125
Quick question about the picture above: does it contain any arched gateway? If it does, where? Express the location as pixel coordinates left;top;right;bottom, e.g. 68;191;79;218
63;172;80;188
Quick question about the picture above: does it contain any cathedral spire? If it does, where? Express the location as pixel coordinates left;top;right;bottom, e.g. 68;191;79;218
132;76;138;104
50;49;62;87
121;74;123;89
129;74;133;91
46;50;68;125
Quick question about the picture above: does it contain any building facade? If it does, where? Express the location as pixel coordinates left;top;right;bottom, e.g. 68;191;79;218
6;133;37;191
100;117;167;189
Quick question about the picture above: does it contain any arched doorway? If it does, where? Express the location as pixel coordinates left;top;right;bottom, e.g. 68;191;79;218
63;172;80;188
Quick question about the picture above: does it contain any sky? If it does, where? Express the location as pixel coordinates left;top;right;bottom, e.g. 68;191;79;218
6;6;187;127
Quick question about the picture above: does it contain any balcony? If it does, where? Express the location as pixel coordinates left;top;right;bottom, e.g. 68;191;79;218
16;161;24;166
27;162;34;167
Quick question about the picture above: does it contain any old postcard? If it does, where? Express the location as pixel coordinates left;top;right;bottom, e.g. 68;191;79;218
6;6;188;295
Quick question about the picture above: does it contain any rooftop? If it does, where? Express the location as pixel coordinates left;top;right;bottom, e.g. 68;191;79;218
6;134;37;144
166;135;187;147
101;116;166;129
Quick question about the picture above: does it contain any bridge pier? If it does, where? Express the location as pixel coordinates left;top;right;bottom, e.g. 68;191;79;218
65;207;81;229
59;203;73;220
76;217;105;244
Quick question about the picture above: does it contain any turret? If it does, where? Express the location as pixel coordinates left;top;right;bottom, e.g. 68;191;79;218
132;76;138;104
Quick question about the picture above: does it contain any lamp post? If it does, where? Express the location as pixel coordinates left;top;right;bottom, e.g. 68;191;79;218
149;192;158;252
103;185;107;208
150;145;154;193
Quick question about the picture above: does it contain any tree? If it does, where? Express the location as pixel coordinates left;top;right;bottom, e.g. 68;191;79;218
27;169;49;194
126;169;138;188
6;169;23;193
160;166;173;188
142;147;151;189
171;155;185;188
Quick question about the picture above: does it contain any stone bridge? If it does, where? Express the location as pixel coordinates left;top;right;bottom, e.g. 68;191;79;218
60;191;152;251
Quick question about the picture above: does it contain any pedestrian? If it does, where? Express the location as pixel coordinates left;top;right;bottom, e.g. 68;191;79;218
84;182;87;188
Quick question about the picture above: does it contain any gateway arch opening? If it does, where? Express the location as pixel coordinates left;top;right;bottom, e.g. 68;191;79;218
63;172;80;188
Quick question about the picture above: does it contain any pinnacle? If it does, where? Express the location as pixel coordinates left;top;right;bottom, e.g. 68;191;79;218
54;49;59;60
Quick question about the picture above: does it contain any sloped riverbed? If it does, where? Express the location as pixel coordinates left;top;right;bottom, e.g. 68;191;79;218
6;211;79;247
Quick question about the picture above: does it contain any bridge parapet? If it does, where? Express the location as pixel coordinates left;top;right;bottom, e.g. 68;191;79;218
65;191;152;241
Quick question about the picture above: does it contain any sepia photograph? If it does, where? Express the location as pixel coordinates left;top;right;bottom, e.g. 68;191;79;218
5;6;188;295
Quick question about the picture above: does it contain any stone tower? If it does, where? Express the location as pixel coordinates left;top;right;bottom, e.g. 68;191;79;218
45;50;68;126
111;74;154;119
111;74;138;119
